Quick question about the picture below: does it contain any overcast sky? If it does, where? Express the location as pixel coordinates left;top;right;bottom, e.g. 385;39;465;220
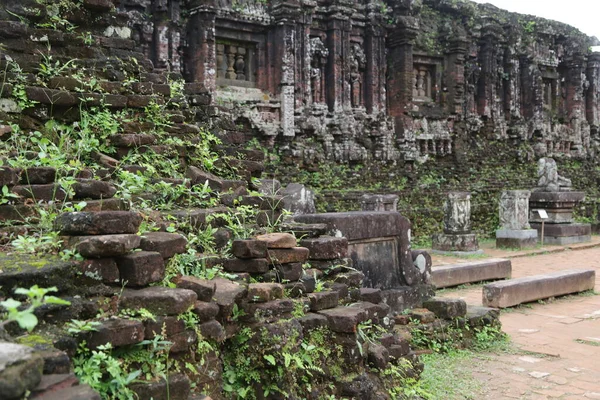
470;0;600;41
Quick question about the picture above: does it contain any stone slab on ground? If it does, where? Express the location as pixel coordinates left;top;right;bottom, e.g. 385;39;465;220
431;258;512;288
482;269;596;308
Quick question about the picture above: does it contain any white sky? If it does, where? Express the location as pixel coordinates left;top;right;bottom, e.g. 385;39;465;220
470;0;600;41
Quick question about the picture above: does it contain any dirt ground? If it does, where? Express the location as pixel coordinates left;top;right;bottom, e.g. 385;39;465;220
432;238;600;399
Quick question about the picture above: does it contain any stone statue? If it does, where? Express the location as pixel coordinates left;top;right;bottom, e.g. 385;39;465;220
349;44;366;108
309;37;329;104
535;157;572;192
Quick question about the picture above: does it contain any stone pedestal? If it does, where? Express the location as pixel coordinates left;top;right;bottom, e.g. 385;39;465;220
529;191;585;223
360;194;399;212
529;191;591;245
432;233;479;253
530;222;591;245
432;192;480;254
496;190;537;249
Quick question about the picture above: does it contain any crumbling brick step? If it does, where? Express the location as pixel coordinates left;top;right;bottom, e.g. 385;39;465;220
431;258;512;288
482;269;595;308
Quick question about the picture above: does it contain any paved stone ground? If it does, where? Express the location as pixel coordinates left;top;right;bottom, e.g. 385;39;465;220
432;238;600;399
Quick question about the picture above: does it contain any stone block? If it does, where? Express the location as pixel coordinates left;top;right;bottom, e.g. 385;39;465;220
72;179;117;200
299;236;348;260
530;222;592;245
174;276;215;302
334;271;365;288
192;301;220;323
298;312;328;331
0;167;18;186
231;239;267;259
247;283;284;302
119;287;198;315
466;306;500;327
0;343;43;400
223;258;269;274
423;297;467;319
361;194;399;212
241;299;294;323
281;183;316;215
39;350;71;374
30;373;78;394
307;291;339;311
186;166;223;190
483;269;595;308
75;234;140;258
31;384;101;400
169;330;198;353
116;251;165;286
109;134;156;147
496;229;538;249
85;318;144;349
212;278;247;320
367;344;389;369
19;167;56;184
274;262;303;282
318;306;369;333
199;320;226;342
359;288;382;304
409;308;435;323
267;247;309;264
431;259;512;288
54;211;142;235
129;374;190;400
431;233;479;253
255;232;296;248
0;204;37;222
350;302;389;322
295;212;407;241
81;198;128;212
13;184;68;202
80;258;120;283
144;316;185;339
529;191;585;223
139;232;187;259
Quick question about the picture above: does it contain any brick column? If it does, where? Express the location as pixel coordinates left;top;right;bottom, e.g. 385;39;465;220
185;6;216;91
326;18;346;112
586;52;600;127
445;37;468;116
386;15;419;132
364;20;386;114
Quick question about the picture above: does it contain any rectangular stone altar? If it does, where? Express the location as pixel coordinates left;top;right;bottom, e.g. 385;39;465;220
529;191;591;245
294;212;434;311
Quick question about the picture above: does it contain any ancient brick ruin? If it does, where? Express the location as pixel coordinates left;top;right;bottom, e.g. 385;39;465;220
119;0;600;165
0;0;598;398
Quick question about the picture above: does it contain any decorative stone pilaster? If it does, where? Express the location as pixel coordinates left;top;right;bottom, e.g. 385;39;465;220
185;6;217;92
432;192;480;254
271;0;301;137
586;52;600;127
387;16;419;122
496;190;537;249
445;36;468;116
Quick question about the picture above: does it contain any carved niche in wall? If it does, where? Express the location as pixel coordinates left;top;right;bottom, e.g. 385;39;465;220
310;37;329;105
349;44;366;108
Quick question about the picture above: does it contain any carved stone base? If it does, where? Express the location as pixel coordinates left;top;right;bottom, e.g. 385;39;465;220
431;233;479;253
529;191;585;224
496;229;538;249
530;223;591;245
